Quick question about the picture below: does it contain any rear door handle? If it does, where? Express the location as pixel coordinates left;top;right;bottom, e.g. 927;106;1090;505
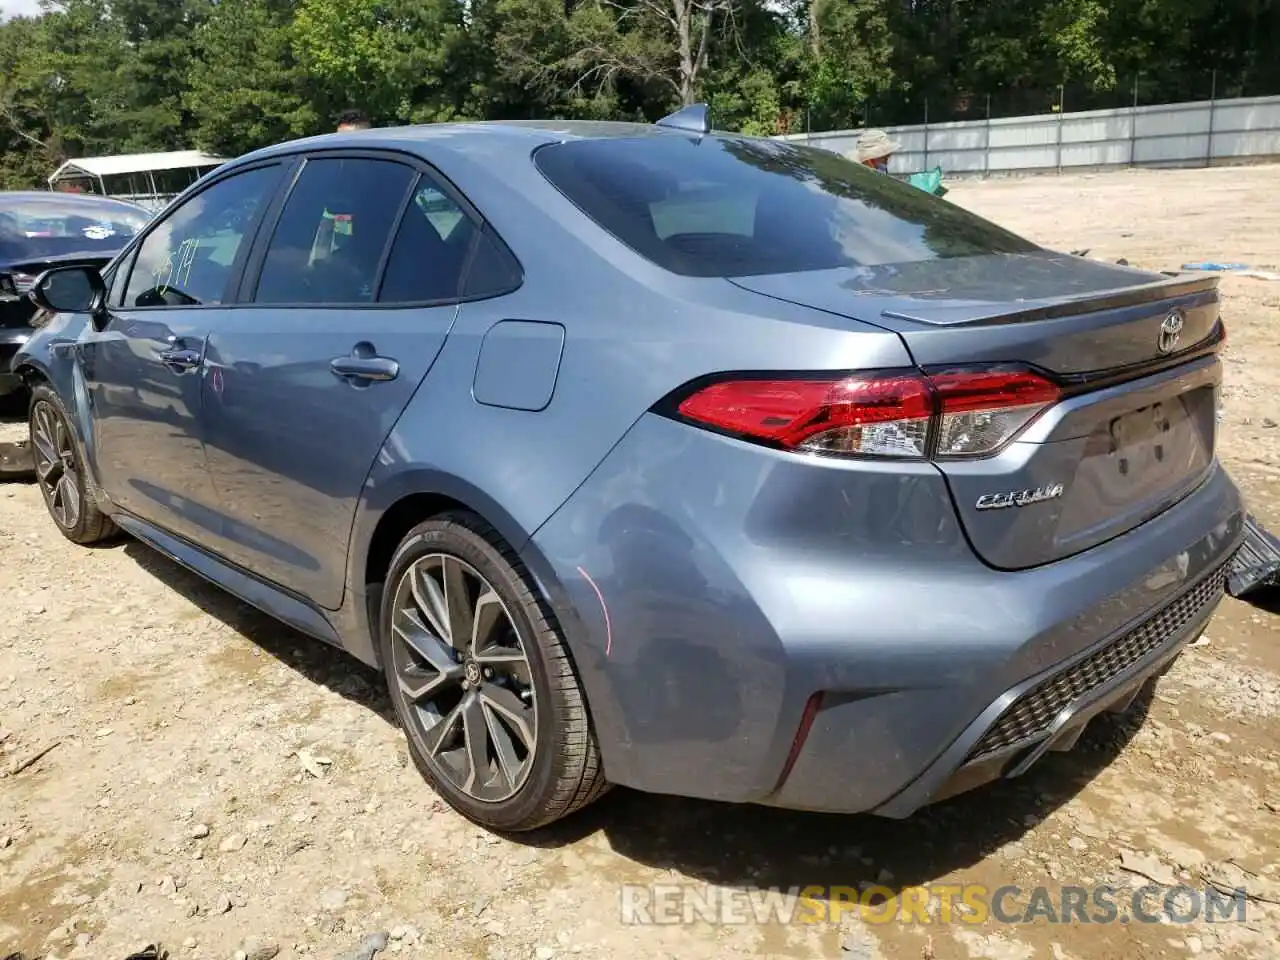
330;355;399;383
159;347;202;371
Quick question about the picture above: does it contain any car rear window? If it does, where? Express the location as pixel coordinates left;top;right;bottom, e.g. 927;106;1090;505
533;135;1038;278
0;197;149;261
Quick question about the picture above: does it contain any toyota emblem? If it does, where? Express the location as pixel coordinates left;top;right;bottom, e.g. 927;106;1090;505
1158;309;1184;355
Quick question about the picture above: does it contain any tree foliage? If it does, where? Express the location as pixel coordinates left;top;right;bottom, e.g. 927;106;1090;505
1;0;1278;186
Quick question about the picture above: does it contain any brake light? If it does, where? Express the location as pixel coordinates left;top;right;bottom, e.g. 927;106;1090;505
677;376;933;457
673;368;1060;460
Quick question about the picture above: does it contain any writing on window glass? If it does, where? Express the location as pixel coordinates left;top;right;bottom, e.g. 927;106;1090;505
152;237;202;299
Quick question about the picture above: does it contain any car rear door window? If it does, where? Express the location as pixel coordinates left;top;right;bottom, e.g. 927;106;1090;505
254;157;415;305
533;136;1038;277
124;164;282;307
377;179;478;303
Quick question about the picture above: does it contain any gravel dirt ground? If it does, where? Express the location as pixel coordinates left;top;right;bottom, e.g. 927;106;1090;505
2;165;1279;960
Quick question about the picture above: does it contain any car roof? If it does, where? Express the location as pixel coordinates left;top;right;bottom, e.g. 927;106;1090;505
234;119;731;171
0;190;151;215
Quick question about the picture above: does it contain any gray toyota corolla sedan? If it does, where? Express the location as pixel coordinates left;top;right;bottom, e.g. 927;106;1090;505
13;105;1243;832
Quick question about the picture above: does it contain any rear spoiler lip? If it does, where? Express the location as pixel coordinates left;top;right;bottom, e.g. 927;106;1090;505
880;272;1221;328
1050;321;1227;395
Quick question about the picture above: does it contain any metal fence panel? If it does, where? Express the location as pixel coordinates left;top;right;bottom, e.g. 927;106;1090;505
776;94;1280;177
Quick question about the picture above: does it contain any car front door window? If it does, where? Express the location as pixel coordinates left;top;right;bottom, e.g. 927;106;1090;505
124;165;282;308
82;163;283;541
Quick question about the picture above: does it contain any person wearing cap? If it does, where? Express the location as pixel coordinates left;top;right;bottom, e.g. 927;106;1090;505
851;129;900;173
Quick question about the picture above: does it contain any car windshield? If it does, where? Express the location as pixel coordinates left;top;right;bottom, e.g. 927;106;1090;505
0;195;149;261
533;135;1039;278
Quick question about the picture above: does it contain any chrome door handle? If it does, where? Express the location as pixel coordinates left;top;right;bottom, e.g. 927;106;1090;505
330;355;399;382
159;347;201;371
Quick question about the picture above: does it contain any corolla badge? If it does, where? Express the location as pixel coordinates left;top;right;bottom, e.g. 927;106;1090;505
975;483;1066;511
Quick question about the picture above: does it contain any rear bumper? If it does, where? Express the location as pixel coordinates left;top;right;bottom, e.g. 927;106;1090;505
529;413;1245;815
870;551;1227;817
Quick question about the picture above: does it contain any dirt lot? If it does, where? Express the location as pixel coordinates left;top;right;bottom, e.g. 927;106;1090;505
2;165;1280;960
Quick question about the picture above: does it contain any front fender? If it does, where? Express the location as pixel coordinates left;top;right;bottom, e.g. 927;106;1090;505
14;313;104;496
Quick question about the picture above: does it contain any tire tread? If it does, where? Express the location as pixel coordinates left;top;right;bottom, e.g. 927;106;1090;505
386;510;609;831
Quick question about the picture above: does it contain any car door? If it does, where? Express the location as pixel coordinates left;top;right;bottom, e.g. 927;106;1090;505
199;152;519;609
78;161;287;542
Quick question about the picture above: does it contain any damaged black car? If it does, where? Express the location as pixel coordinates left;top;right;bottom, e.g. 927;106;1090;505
1;190;150;413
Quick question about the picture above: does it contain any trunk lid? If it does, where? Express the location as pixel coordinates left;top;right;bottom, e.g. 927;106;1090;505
731;252;1224;569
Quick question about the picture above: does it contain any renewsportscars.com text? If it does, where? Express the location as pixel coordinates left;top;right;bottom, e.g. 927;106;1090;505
618;882;1249;926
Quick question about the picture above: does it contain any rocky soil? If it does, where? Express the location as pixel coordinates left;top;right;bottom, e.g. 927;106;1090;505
2;164;1279;960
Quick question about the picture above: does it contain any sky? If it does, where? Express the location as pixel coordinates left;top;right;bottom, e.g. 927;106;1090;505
0;0;46;20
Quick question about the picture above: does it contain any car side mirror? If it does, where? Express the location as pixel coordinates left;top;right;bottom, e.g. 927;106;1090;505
29;264;108;325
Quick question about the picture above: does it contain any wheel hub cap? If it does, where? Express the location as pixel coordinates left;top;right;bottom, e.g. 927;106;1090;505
389;553;538;804
30;400;81;530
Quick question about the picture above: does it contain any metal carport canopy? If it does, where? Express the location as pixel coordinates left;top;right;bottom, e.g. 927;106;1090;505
47;150;226;185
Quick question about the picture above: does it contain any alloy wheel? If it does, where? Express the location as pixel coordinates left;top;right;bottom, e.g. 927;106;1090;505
390;553;539;803
30;401;81;530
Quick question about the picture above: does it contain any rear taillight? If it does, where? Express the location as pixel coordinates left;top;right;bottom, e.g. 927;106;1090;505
929;369;1060;458
676;375;934;457
672;368;1060;460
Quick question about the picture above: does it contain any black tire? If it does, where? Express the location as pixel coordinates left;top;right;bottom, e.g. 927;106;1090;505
28;382;117;545
379;512;608;832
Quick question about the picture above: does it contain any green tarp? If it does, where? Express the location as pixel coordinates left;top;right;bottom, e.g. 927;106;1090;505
906;166;948;197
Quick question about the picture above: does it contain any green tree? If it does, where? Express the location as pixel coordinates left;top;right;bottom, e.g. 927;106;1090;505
482;0;625;119
548;0;750;110
798;0;894;130
290;0;472;125
186;0;318;156
702;0;797;135
2;0;1279;185
1;0;137;180
0;13;60;187
103;0;210;149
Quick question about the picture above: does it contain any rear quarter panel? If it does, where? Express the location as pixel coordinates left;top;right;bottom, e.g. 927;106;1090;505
343;132;914;651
